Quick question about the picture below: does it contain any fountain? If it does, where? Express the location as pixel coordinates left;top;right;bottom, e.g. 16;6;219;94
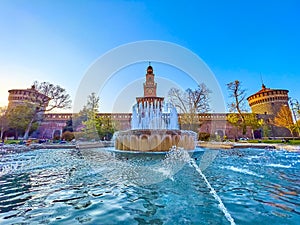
114;65;197;151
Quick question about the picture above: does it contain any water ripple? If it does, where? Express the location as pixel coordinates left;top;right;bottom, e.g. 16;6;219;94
0;148;299;224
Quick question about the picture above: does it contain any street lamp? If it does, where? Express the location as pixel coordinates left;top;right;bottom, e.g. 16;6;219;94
289;98;300;136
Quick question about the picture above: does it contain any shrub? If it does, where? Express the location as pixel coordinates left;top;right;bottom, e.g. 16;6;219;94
61;131;75;141
198;132;210;141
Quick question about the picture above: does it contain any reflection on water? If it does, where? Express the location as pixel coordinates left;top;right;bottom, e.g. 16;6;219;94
0;147;299;225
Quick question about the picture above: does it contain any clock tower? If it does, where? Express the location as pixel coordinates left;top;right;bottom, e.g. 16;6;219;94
144;65;157;97
136;64;164;107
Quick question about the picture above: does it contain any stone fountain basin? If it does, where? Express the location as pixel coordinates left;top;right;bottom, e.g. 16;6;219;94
115;129;196;152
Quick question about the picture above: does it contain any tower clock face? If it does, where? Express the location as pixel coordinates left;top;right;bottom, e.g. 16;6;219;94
148;88;153;94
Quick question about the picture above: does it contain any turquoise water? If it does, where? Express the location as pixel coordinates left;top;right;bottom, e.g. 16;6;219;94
0;147;299;224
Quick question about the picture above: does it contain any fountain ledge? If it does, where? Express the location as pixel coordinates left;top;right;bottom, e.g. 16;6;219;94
115;129;197;152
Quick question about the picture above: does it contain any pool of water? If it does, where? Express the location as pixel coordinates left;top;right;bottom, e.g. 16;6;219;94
0;147;299;225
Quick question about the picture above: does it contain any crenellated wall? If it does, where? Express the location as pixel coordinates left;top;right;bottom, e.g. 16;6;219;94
37;112;264;140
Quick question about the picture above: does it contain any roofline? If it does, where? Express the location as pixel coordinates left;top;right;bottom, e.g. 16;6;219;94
247;88;289;100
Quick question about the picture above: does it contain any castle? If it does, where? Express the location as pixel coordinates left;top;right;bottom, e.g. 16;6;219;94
8;85;50;111
247;84;292;137
7;66;293;140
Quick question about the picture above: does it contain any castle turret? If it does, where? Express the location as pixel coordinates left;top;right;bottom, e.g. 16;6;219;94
247;84;293;137
8;85;50;111
247;84;290;116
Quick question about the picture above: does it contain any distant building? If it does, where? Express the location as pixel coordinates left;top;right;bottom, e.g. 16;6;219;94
6;85;51;139
136;65;164;106
247;84;292;138
37;66;246;140
247;84;290;116
6;70;294;140
8;85;50;111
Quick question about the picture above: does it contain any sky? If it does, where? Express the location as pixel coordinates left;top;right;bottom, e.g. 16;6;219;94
0;0;299;113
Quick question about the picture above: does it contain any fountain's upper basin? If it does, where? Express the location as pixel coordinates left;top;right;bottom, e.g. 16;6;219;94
114;129;196;152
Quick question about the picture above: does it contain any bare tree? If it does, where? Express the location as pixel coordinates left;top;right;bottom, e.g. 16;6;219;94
23;81;71;139
168;83;211;131
186;83;211;113
86;92;100;112
168;88;188;113
227;80;248;134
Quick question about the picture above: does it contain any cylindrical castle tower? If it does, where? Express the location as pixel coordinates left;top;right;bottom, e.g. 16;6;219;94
8;85;50;110
247;84;293;138
247;84;290;116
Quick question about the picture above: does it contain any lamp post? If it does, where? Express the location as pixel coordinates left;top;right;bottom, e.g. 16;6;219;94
289;98;300;137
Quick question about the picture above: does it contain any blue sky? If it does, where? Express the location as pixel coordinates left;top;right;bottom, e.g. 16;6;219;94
0;0;299;112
